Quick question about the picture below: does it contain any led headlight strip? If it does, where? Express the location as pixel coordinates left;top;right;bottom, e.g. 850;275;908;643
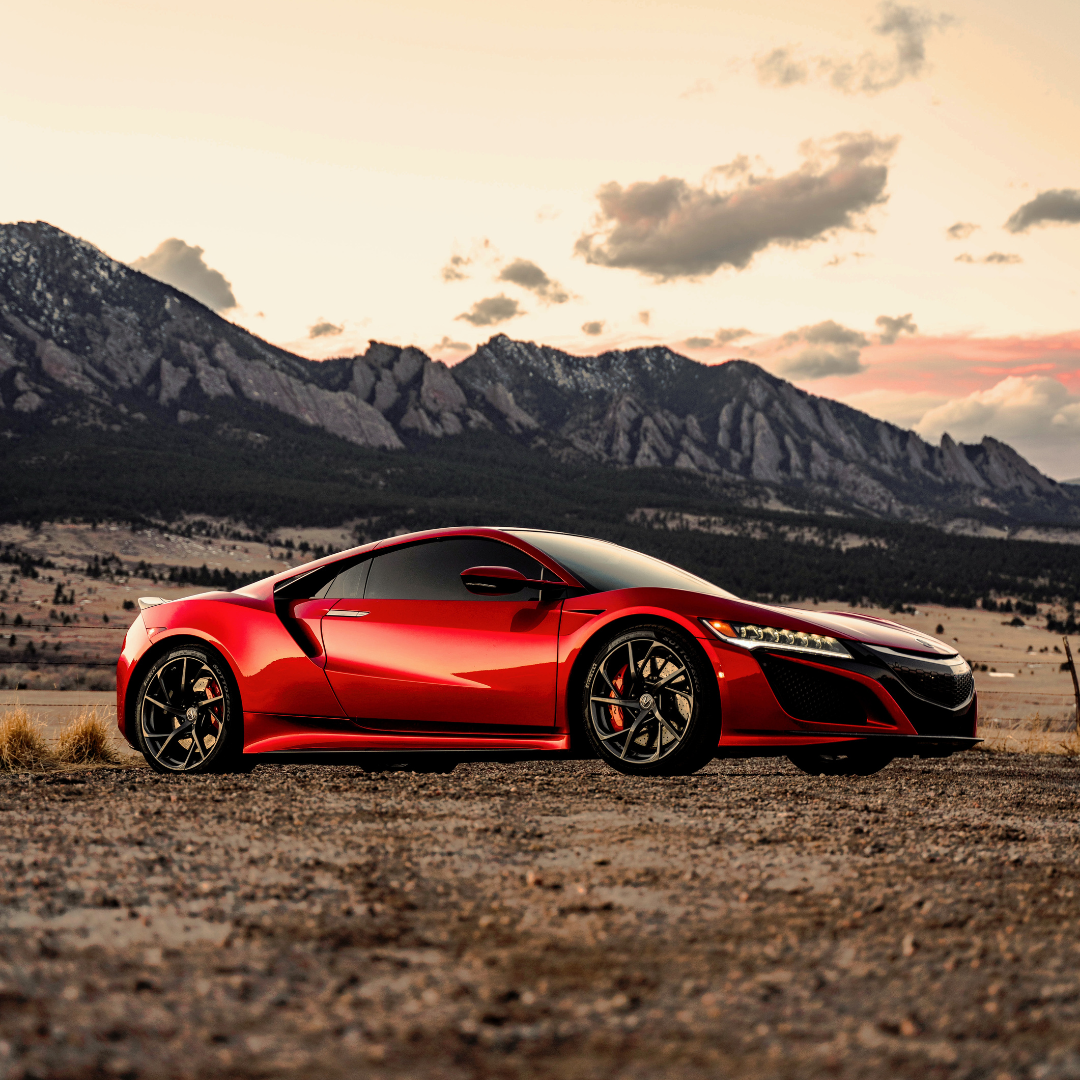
701;618;851;658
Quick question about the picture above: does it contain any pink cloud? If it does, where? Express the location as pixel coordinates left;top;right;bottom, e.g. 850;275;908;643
803;330;1080;398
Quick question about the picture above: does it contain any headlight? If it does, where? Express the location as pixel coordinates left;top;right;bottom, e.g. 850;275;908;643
701;618;851;657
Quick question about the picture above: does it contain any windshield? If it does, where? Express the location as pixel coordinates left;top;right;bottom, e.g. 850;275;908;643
507;530;737;598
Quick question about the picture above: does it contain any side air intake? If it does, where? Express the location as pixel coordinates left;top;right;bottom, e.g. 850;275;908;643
758;654;875;726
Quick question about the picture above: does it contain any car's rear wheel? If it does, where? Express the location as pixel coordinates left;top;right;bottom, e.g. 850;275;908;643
787;744;893;776
581;625;718;777
135;646;244;774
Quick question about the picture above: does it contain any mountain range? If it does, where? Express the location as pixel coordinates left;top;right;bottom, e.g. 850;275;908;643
0;219;1076;530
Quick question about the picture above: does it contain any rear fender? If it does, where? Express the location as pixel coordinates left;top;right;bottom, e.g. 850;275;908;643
127;596;345;723
122;630;240;750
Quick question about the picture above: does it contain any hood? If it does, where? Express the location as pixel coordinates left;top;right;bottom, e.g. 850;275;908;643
768;606;957;656
661;592;956;657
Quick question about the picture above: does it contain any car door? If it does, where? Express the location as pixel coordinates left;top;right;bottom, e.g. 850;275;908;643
320;536;562;731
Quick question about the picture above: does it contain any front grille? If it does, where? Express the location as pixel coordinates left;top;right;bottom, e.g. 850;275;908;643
758;655;873;726
885;660;974;710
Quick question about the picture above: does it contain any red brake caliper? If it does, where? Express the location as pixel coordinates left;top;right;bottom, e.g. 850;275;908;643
206;680;221;734
608;664;628;731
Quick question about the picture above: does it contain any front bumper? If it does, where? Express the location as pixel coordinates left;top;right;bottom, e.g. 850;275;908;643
751;641;977;740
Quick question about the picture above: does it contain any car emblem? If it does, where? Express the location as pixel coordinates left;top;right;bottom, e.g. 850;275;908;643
186;707;199;723
639;693;655;710
915;637;934;648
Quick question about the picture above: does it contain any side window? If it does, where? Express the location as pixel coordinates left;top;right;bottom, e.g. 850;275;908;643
319;558;371;599
364;538;545;601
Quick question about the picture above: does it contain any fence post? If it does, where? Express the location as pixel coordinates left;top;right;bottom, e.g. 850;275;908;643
1065;637;1080;736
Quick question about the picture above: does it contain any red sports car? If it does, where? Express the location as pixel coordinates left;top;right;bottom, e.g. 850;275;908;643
116;527;978;777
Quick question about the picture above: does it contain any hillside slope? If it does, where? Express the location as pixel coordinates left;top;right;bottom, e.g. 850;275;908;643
1;220;1076;527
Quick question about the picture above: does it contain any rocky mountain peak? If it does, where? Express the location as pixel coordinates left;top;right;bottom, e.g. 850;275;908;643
0;221;1074;525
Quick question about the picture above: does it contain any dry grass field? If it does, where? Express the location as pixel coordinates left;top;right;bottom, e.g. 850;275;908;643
0;521;326;690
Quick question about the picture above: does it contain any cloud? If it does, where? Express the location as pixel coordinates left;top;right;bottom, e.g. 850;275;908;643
757;3;954;96
686;327;753;349
441;254;471;282
781;347;866;378
776;320;869;378
308;319;343;338
875;313;917;344
581;321;605;336
755;47;809;87
455;295;524;327
946;221;979;240
708;155;757;182
129;239;237;312
955;252;1023;265
638;310;651;325
774;316;913;376
915;375;1080;466
680;78;715;99
1004;189;1080;233
826;3;954;94
847;374;1080;479
782;320;868;348
497;258;571;304
714;327;752;345
575;133;897;280
841;388;949;431
434;335;471;352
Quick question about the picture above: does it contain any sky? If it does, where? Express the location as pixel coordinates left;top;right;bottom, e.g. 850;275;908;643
1;0;1079;477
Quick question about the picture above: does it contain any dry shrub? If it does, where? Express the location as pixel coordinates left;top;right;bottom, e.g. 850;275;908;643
0;707;54;770
981;717;1080;756
55;707;121;766
1058;733;1080;758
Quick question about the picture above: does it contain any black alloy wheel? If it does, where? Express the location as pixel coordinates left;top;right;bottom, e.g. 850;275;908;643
787;745;894;776
135;646;244;774
582;625;718;776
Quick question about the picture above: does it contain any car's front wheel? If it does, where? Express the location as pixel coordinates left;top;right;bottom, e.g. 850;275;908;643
581;625;718;776
135;646;244;774
787;744;893;776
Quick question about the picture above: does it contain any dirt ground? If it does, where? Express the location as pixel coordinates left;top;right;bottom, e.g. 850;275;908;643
3;750;1080;1080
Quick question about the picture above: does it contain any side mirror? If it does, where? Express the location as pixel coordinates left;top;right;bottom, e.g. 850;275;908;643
461;566;530;595
460;566;570;597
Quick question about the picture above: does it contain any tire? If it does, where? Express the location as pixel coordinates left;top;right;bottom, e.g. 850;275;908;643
787;744;894;776
581;624;718;777
134;646;244;774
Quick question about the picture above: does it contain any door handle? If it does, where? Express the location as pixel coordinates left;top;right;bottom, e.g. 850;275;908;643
325;610;370;617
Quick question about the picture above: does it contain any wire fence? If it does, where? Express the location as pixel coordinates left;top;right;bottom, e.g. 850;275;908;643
0;700;116;706
0;621;129;669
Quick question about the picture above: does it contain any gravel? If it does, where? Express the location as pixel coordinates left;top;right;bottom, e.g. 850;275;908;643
1;749;1079;1079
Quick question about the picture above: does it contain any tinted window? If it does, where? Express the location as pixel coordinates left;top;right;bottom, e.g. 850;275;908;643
321;558;371;599
507;530;736;598
365;538;545;601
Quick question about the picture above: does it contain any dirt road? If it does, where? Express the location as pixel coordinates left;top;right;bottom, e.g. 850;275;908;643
2;750;1079;1079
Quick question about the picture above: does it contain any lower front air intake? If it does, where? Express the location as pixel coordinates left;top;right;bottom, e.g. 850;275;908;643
758;654;876;726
